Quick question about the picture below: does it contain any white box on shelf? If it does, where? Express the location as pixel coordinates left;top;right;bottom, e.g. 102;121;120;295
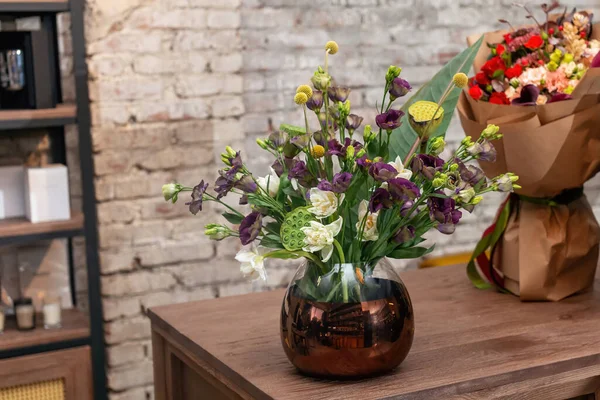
25;164;71;223
0;165;26;219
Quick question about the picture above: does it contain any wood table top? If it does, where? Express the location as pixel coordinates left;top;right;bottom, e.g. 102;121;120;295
148;264;600;400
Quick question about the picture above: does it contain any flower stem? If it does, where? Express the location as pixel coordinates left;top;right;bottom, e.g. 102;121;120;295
204;193;245;217
333;239;345;264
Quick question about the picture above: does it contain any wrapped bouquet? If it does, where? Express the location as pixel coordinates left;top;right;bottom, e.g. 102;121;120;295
459;5;600;301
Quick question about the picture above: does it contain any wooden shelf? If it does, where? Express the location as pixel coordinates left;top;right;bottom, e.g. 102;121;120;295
0;104;76;131
0;212;83;246
0;308;89;355
0;0;69;13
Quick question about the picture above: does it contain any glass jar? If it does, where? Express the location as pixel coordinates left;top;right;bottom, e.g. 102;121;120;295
280;258;414;378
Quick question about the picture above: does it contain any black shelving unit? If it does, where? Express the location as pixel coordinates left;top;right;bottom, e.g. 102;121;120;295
0;1;106;399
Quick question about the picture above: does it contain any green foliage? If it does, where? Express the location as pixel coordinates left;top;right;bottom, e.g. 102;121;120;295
388;245;435;259
222;212;243;225
279;123;306;137
388;36;484;160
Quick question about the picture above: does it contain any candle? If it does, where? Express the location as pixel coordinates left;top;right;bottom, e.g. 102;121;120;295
15;298;35;330
43;296;61;329
0;306;4;334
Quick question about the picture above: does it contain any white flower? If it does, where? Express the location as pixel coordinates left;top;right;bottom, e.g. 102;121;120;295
235;246;269;281
256;168;280;197
388;156;412;180
300;217;343;262
563;61;577;78
162;183;179;201
456;188;476;203
536;95;548;105
307;188;344;218
356;200;378;241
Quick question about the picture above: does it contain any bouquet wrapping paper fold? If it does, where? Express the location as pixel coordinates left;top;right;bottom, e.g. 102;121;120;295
458;24;600;301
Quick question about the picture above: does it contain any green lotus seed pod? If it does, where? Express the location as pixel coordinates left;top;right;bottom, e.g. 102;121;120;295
280;207;315;251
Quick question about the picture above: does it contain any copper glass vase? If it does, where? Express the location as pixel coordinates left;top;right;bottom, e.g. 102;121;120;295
280;258;414;378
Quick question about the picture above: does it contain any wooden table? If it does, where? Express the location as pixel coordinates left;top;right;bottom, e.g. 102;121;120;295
149;264;600;400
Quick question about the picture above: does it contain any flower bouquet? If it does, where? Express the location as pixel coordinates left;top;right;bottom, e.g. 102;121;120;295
458;5;600;301
162;40;515;377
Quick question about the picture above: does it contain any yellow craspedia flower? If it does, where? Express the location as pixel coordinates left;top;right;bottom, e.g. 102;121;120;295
408;100;444;139
294;92;308;105
296;84;313;98
311;145;325;158
325;41;339;55
452;73;469;89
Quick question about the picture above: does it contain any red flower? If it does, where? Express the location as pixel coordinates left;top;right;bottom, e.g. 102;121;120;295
475;72;490;85
537;59;545;66
489;92;510;105
496;44;506;56
481;56;506;78
558;26;564;32
469;86;484;100
503;33;512;45
524;35;544;50
505;64;523;80
548;28;555;35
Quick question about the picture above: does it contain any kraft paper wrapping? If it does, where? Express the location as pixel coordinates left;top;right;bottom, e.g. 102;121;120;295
457;23;600;301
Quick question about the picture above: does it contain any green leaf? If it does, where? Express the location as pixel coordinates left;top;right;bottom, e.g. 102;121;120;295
222;212;243;224
388;36;484;160
279;123;306;137
388;244;435;260
260;235;284;249
264;249;302;260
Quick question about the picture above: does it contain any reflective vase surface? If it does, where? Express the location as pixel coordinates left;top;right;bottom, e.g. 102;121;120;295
280;258;414;378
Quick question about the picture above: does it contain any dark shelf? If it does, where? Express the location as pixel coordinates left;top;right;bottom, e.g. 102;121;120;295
0;308;90;359
0;212;83;246
0;0;69;13
0;104;76;131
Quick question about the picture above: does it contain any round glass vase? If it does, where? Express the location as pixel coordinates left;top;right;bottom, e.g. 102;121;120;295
280;258;414;379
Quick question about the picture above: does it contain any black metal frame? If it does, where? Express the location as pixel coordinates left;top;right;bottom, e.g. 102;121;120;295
0;1;107;399
70;0;107;398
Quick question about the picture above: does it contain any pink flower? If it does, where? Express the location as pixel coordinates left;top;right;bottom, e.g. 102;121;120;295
518;66;547;87
545;71;570;93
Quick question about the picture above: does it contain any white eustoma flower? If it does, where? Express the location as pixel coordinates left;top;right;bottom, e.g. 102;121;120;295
256;167;280;197
355;200;379;241
307;188;344;218
301;217;343;262
235;246;269;281
388;156;412;180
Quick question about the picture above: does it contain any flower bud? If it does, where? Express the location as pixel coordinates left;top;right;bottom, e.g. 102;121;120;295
432;173;447;188
461;136;473;146
363;125;376;142
456;187;476;203
510;78;520;88
373;156;383;163
356;148;366;158
429;137;446;156
385;65;402;84
225;146;237;158
221;154;232;166
256;138;269;150
162;183;182;203
204;224;231;241
449;163;459;172
345;145;355;160
471;195;483;205
311;72;331;91
481;124;501;140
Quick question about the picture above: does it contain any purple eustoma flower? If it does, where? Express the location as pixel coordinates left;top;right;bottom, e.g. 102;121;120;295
389;78;412;100
369;162;398;182
387;178;420;202
186;180;209;215
306;90;324;111
369;188;394;213
328;86;351;103
234;175;258;194
327;138;363;157
289;160;316;188
345;114;363;133
456;159;485;186
375;109;404;131
512;84;539;106
548;93;573;103
467;139;497;162
214;166;240;199
411;154;444;180
427;194;462;234
239;211;263;245
332;172;352;193
393;225;415;244
356;155;371;169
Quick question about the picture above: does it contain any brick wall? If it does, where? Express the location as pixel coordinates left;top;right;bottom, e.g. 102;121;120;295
83;0;600;398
